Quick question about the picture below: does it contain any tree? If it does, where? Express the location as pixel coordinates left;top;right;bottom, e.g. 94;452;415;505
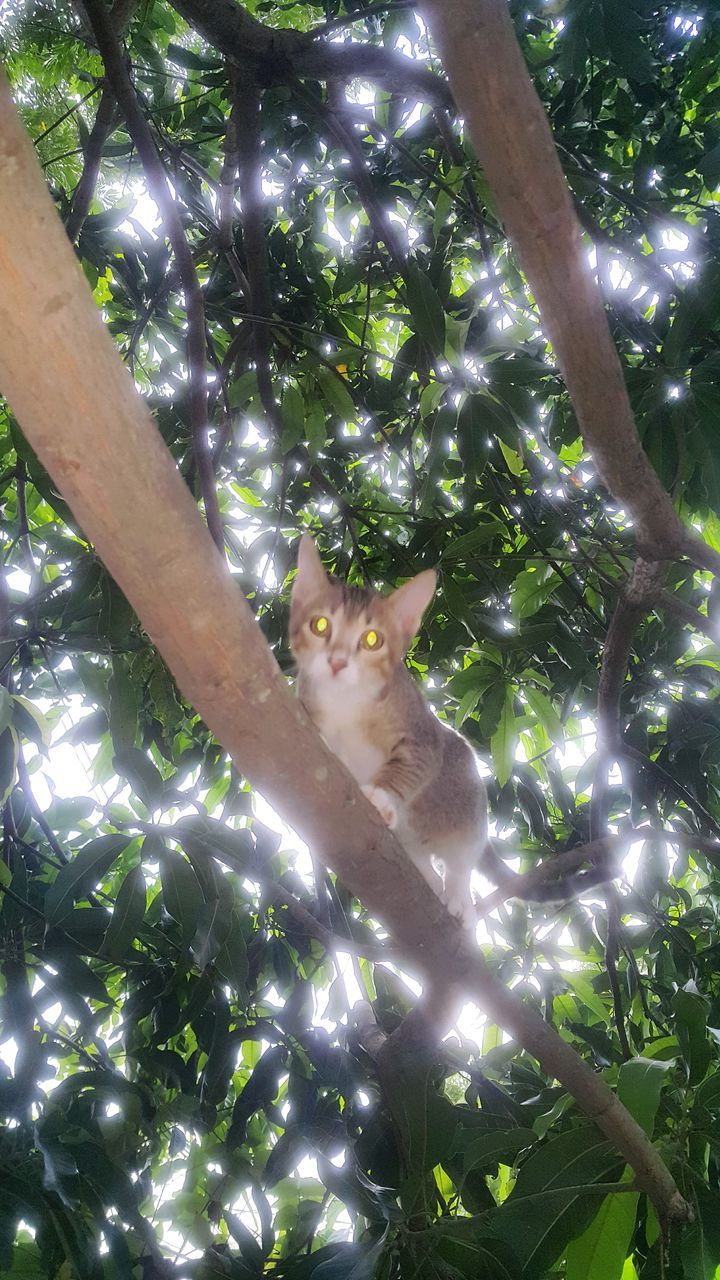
0;0;719;1276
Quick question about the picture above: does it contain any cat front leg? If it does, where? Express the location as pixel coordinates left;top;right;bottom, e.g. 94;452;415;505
365;742;435;826
361;783;398;828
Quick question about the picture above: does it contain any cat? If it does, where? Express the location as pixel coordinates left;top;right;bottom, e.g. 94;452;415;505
290;536;617;926
290;535;487;927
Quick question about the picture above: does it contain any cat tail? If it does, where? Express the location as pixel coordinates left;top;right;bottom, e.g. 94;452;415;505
481;839;618;904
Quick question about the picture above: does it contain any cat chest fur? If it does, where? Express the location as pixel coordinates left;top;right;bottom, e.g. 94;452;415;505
307;686;385;785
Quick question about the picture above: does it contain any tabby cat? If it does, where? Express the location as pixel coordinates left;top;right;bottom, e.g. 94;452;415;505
290;536;490;926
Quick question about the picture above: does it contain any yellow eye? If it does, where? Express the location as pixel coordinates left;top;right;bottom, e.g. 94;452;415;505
360;628;383;651
310;615;331;637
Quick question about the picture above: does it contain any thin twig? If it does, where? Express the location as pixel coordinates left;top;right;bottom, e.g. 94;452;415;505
232;67;282;439
66;84;118;241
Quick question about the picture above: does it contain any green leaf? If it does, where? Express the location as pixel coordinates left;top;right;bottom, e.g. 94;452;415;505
113;747;165;811
310;1235;386;1279
564;1188;638;1280
316;366;357;423
191;893;233;969
442;521;506;564
405;263;445;353
493;1126;622;1277
419;382;445;420
102;863;146;961
304;399;327;459
511;565;555;619
673;985;711;1085
563;972;610;1025
444;314;470;367
215;916;249;995
617;1056;673;1136
160;851;202;938
44;835;130;926
463;1128;536;1175
419;406;453;512
281;384;306;453
491;685;517;787
457;395;489;485
0;687;14;736
108;656;137;755
524;685;563;744
0;728;18;806
498;438;523;476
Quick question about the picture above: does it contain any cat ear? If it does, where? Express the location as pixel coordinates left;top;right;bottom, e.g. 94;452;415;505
389;569;437;646
294;535;328;599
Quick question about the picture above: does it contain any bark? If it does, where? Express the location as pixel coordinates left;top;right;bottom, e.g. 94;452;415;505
419;0;718;577
166;0;452;106
0;69;690;1226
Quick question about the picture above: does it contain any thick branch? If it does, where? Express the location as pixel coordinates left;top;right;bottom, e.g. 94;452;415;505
597;558;667;749
166;0;451;106
81;0;224;554
0;68;690;1227
419;0;716;579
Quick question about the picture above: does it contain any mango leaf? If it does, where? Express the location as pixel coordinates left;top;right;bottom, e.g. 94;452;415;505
160;851;202;938
564;1188;638;1280
311;1233;387;1279
0;687;13;737
0;728;18;806
44;835;130;925
491;685;517;787
281;384;305;453
215;917;249;996
673;984;712;1085
463;1127;536;1175
102;864;146;961
564;1057;671;1280
617;1056;673;1136
524;685;563;744
191;893;233;969
511;565;555;619
316;366;356;422
457;395;489;485
405;263;445;353
113;747;165;810
493;1126;623;1278
108;656;137;755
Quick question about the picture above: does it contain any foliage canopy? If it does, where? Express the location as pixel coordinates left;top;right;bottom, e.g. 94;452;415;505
1;1;720;1277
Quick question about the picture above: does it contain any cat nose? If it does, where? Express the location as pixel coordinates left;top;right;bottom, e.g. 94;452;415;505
328;654;348;675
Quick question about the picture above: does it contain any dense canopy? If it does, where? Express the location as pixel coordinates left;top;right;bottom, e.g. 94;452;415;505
1;1;720;1278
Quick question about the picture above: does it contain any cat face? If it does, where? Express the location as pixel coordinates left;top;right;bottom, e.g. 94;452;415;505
290;536;436;696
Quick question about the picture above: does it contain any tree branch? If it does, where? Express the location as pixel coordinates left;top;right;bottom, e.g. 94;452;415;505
80;0;224;554
0;64;691;1228
231;67;282;440
166;0;452;107
66;0;136;242
65;85;118;242
419;0;716;579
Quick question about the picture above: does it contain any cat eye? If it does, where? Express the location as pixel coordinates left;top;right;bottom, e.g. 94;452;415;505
359;628;383;651
310;615;331;637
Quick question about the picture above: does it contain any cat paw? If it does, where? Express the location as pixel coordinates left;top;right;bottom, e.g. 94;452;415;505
361;784;398;829
441;887;477;933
